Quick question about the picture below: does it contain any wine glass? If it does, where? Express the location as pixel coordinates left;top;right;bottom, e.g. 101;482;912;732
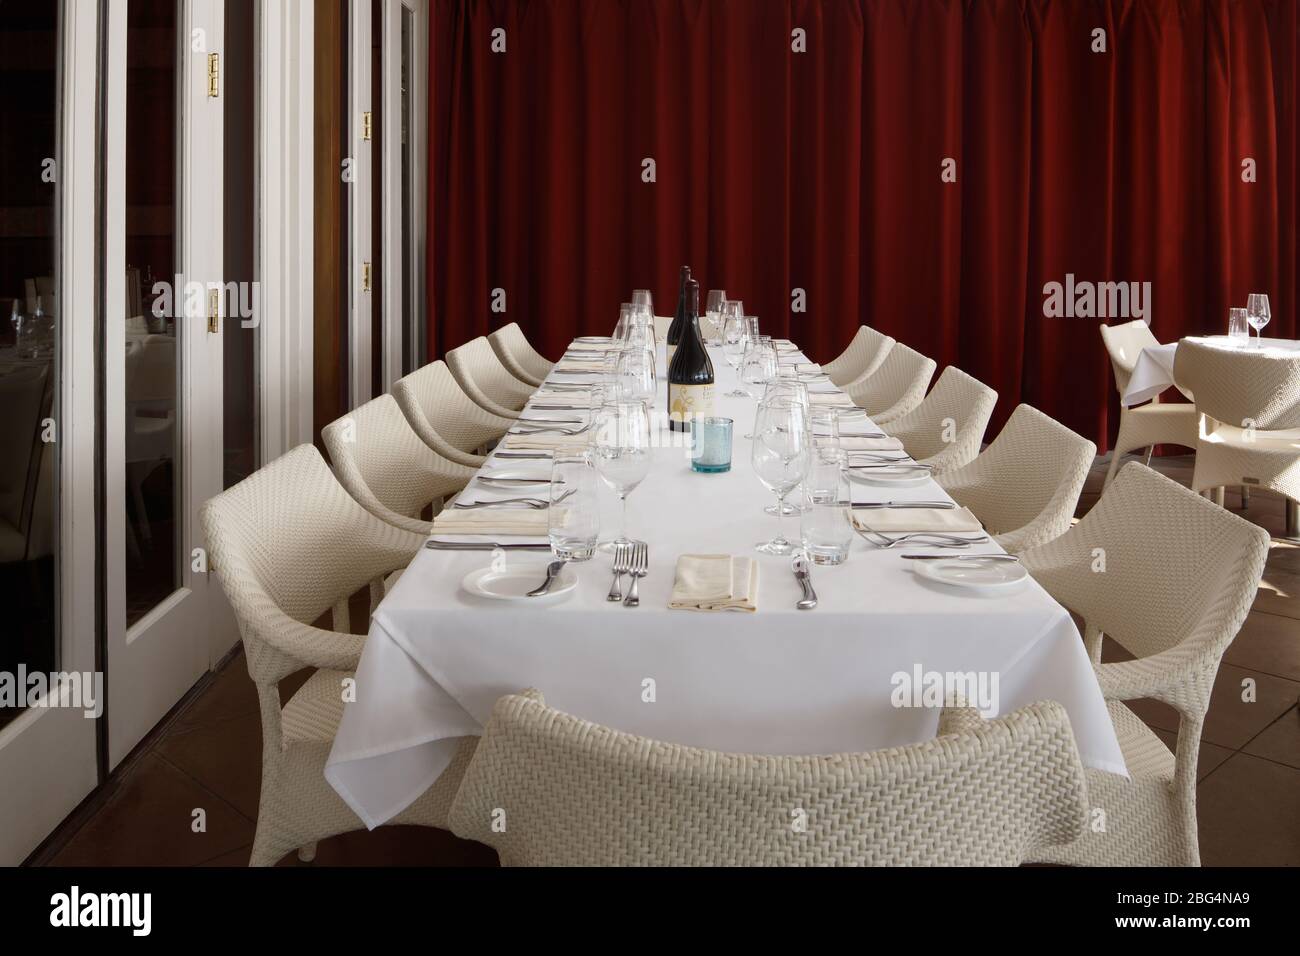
631;290;655;338
704;289;727;345
614;347;656;405
751;398;811;555
756;379;809;515
592;400;652;552
613;302;634;343
1246;293;1271;348
739;337;777;401
722;307;750;397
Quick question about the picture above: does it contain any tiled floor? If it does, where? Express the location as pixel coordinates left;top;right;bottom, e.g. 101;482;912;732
34;454;1300;867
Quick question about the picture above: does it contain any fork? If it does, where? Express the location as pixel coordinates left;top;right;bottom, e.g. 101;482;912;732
854;527;988;549
607;542;630;602
453;489;575;510
622;541;648;607
510;423;592;436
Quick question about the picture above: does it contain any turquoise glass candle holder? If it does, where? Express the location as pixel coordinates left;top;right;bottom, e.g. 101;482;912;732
691;417;733;473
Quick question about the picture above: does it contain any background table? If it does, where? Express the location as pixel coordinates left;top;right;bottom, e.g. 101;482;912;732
326;342;1127;829
1122;334;1300;407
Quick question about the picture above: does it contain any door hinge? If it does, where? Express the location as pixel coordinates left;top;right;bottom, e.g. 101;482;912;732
362;261;372;293
362;111;373;141
207;53;220;98
207;289;220;333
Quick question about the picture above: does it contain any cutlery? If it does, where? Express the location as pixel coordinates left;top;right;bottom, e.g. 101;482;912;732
622;541;648;608
852;500;956;510
527;404;590;411
425;540;552;551
453;489;574;510
900;553;1021;562
492;451;553;460
846;452;911;462
510;424;591;436
526;559;569;597
607;542;630;602
838;432;890;440
518;417;584;425
855;528;988;548
551;369;602;376
477;476;550;487
792;554;818;610
849;462;933;471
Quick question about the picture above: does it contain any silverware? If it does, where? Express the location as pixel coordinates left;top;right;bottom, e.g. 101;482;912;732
792;554;818;610
845;452;910;462
839;432;889;440
526;559;569;596
492;452;553;460
854;528;988;548
452;489;574;510
424;540;552;551
622;541;648;608
551;369;601;376
477;476;550;487
509;423;591;436
527;404;590;411
852;500;956;510
849;462;932;471
518;417;584;425
900;553;1020;562
607;542;630;602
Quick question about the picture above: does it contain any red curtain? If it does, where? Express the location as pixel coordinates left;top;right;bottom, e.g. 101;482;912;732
429;0;1298;449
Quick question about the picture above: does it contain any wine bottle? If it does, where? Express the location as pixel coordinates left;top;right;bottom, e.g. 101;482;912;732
667;278;714;433
665;265;691;366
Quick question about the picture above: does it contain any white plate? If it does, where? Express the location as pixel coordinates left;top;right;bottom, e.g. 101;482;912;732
462;562;577;605
847;465;932;488
911;557;1029;596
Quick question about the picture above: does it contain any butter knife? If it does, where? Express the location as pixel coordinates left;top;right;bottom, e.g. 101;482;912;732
425;540;552;552
900;553;1020;562
852;501;955;510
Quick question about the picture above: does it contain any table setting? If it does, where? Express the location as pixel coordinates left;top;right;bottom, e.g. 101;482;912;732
325;290;1127;830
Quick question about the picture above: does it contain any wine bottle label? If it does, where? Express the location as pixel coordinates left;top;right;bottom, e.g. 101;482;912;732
669;383;714;428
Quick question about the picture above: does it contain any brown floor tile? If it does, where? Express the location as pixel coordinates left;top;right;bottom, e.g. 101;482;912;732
1266;539;1300;576
1196;753;1300;867
1200;663;1300;750
1151;727;1235;781
49;754;254;866
1243;706;1300;770
168;658;260;735
1223;610;1300;682
155;713;263;821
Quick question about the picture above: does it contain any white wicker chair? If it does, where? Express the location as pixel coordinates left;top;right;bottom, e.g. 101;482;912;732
322;393;475;535
822;325;895;388
393;360;514;468
882;366;996;475
489;322;553;388
1173;337;1300;536
445;336;534;418
1020;462;1269;866
844;340;936;425
936;404;1096;553
1100;321;1199;488
447;689;1088;866
199;444;477;867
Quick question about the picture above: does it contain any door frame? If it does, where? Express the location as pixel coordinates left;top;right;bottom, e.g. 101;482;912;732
0;0;101;866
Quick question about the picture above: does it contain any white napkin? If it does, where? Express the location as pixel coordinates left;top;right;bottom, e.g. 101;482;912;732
839;435;905;452
809;392;856;407
852;507;983;534
501;434;590;452
553;361;606;373
533;390;597;404
669;554;759;612
430;509;551;536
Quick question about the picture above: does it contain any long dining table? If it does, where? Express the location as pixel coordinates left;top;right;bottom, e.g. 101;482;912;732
326;337;1127;829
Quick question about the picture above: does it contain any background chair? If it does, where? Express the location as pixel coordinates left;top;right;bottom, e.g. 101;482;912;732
823;325;894;388
882;365;996;475
200;444;476;867
394;360;514;467
1100;321;1199;488
937;404;1096;553
448;689;1087;866
1174;337;1300;537
446;337;534;419
1020;462;1269;866
489;322;553;388
844;340;935;425
322;393;476;535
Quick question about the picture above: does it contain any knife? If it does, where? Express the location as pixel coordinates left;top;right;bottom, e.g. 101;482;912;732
425;540;552;551
852;501;955;509
492;451;554;460
900;553;1020;562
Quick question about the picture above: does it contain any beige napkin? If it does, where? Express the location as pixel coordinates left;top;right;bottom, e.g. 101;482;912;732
501;433;590;452
839;435;904;452
431;509;551;536
852;506;983;534
669;554;758;612
809;392;856;407
534;390;596;404
567;341;614;352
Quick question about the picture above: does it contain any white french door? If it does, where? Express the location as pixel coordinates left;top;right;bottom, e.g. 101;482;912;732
104;0;229;768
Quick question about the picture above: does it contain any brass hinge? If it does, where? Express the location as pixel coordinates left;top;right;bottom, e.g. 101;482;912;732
207;289;220;333
207;53;220;98
362;111;372;141
362;261;372;293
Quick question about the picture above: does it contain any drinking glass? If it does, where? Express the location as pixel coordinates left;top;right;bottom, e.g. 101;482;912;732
739;338;777;400
548;452;600;561
755;379;810;512
751;398;811;555
800;448;852;565
722;306;750;397
613;302;634;343
1246;293;1271;347
592;400;652;551
810;405;841;452
1228;307;1249;342
744;314;760;344
631;289;654;337
614;347;656;405
703;289;727;346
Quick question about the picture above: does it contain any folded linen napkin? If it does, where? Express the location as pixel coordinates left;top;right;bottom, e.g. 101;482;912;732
567;341;614;351
809;392;856;407
553;362;606;373
669;554;758;612
431;509;551;536
851;506;983;534
839;435;905;452
501;434;590;452
534;390;597;403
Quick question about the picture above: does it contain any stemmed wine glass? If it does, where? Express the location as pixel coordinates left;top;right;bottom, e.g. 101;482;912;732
738;336;776;402
592;400;652;552
704;289;727;345
1246;293;1271;348
722;307;750;397
614;346;656;406
751;398;811;555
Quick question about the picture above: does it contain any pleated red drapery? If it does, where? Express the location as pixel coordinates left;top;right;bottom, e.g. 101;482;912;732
428;0;1298;449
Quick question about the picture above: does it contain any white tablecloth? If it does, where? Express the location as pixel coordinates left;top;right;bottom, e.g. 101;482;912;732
327;344;1127;829
1122;334;1300;407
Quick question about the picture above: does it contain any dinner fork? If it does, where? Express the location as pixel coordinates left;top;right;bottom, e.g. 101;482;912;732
854;527;987;549
623;541;648;608
510;423;592;437
453;489;575;510
607;542;631;602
